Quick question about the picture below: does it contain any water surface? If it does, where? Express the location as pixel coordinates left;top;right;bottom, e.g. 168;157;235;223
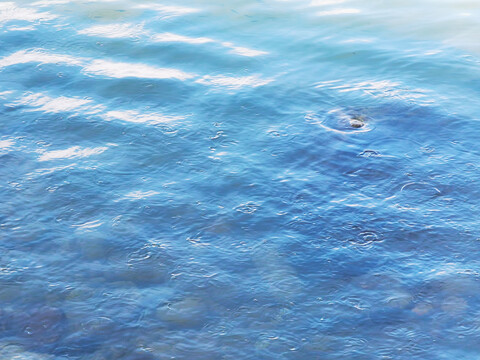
1;0;480;359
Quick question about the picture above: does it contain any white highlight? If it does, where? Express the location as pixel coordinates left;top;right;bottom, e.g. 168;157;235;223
309;0;346;5
0;2;57;23
134;4;200;18
0;49;272;89
83;59;195;80
10;93;103;114
38;146;108;162
5;90;188;127
316;8;360;16
33;0;117;5
78;23;146;39
0;91;13;98
0;139;14;150
72;220;104;229
121;190;159;200
31;0;72;5
341;38;374;44
0;49;82;68
221;42;268;57
7;25;36;31
104;110;186;125
78;25;269;58
197;75;273;89
152;33;214;44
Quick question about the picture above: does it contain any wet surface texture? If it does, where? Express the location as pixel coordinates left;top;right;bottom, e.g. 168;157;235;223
1;0;480;358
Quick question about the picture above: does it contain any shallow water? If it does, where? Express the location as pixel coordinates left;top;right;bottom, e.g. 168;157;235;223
1;0;480;358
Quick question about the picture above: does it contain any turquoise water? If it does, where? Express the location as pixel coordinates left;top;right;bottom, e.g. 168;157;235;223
1;0;480;358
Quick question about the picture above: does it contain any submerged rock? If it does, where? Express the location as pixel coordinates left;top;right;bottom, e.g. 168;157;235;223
22;306;66;345
349;115;366;128
156;297;206;328
0;343;54;360
306;109;372;133
0;308;8;332
1;305;67;352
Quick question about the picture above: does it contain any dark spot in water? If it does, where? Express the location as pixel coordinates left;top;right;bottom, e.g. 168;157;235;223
0;308;9;333
57;317;122;356
349;115;366;128
0;305;67;352
306;109;373;133
123;351;157;360
21;306;66;345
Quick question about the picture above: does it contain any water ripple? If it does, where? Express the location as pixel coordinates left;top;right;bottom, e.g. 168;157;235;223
1;49;273;87
37;146;108;162
84;59;194;80
2;0;480;358
305;109;373;134
0;2;57;24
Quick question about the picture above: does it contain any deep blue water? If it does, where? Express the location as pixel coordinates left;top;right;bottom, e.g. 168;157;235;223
1;0;480;359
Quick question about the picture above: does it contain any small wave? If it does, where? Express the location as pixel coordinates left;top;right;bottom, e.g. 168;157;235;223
37;145;108;162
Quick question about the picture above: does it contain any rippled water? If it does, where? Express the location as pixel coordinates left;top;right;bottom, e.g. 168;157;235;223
1;0;480;358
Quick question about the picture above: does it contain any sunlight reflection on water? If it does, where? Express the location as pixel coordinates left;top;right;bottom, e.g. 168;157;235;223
1;0;480;359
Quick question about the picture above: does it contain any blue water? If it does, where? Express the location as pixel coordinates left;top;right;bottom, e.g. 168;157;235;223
1;0;480;358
